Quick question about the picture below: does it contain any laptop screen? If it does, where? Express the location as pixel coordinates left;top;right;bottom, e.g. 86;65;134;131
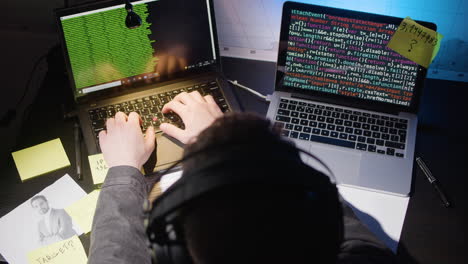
277;2;434;112
57;0;217;97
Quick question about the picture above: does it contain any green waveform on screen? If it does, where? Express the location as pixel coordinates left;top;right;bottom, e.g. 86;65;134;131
62;4;156;90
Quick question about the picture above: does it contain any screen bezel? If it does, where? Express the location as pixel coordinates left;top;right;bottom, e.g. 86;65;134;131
277;1;436;114
55;0;221;103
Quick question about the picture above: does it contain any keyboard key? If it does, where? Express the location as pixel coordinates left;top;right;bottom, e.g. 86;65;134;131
312;128;320;134
299;133;310;141
345;127;353;133
391;135;399;142
309;121;318;127
292;118;299;124
382;134;390;140
356;143;367;150
286;124;294;130
353;122;361;128
372;132;381;139
294;125;302;132
288;105;297;111
339;133;348;140
344;109;352;114
335;119;343;125
344;121;352;127
363;113;371;117
276;115;290;123
279;103;287;109
314;109;323;115
395;123;407;129
277;109;290;116
303;127;312;133
399;119;408;124
362;124;370;130
359;116;367;123
326;117;334;123
280;98;289;103
317;116;325;122
308;114;317;121
377;119;385;126
376;139;384;146
381;116;389;120
350;115;358;121
368;145;376;152
300;119;308;126
290;101;298;105
371;114;380;119
377;149;385;154
354;129;363;135
332;112;340;118
306;107;314;113
380;127;389;133
309;135;356;149
396;153;404;158
331;132;338;138
321;130;330;136
386;148;395;156
385;121;394;127
358;136;366;143
323;110;331;117
326;106;334;111
316;105;325;109
364;130;371;137
349;135;357;141
298;102;307;106
366;138;375;144
318;123;326;129
308;103;316;107
290;131;299;139
297;106;305;112
371;125;379;131
385;141;405;149
341;113;349;120
300;113;308;119
291;112;299;117
368;118;376;124
336;126;344;132
353;111;361;116
327;124;336;130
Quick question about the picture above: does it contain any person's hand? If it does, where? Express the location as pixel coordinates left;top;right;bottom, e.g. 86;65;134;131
160;91;223;144
99;112;156;169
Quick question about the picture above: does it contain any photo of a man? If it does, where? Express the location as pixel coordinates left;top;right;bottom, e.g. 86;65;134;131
30;195;77;246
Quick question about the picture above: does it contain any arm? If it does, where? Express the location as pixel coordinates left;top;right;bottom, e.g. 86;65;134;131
337;200;398;264
88;166;150;264
56;209;74;239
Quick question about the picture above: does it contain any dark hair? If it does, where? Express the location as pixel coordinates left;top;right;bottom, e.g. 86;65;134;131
180;113;343;264
30;195;47;207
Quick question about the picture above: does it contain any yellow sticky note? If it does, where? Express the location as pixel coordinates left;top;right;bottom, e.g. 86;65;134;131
65;190;100;234
387;17;443;68
11;138;70;181
88;153;109;185
27;236;87;264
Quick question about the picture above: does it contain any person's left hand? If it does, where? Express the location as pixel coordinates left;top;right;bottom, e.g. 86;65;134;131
99;112;156;169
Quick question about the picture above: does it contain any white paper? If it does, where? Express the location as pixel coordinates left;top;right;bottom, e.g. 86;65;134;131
0;174;86;264
338;185;410;252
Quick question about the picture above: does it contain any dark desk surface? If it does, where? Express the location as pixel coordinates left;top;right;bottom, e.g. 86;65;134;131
1;57;467;264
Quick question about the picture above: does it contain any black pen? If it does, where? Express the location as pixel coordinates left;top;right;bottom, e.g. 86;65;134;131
416;157;450;207
74;122;82;180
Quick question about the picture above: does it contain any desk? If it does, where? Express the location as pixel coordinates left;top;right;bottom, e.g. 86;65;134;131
1;57;467;264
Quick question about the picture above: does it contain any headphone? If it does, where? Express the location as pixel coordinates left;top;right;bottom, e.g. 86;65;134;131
144;132;343;264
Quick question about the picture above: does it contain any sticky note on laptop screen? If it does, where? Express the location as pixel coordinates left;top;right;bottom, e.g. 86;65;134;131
11;138;70;181
88;153;109;185
387;17;443;68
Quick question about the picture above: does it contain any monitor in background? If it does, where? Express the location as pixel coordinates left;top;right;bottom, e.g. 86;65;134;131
58;0;217;97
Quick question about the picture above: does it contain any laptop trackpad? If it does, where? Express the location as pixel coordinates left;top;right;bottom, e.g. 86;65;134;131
154;133;184;171
306;144;362;185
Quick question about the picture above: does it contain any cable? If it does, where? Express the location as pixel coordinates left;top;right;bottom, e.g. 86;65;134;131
226;79;271;102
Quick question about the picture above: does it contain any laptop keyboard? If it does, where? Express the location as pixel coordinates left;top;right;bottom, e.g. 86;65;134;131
275;98;408;157
88;80;230;144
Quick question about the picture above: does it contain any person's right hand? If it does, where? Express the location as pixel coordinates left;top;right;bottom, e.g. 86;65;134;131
160;91;223;144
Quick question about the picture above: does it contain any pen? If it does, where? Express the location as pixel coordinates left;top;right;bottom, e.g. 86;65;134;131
74;122;82;181
416;157;450;207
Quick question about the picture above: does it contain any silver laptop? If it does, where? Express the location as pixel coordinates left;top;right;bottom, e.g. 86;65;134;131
266;2;436;196
55;0;239;171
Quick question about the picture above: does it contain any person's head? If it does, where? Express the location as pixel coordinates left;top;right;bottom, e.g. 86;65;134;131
148;113;343;264
31;195;50;215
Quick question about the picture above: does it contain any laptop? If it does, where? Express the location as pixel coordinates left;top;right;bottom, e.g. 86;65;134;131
266;1;436;196
55;0;239;171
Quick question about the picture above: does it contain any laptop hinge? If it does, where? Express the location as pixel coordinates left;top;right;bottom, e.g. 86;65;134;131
291;93;400;116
